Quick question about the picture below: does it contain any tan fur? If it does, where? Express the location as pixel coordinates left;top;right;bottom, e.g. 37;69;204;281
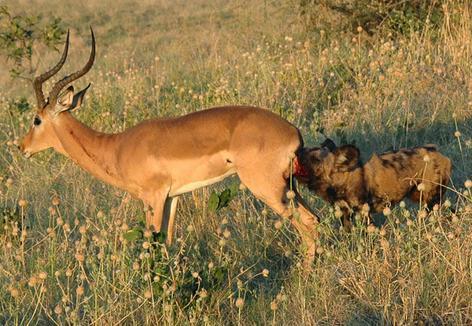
301;142;451;229
363;146;451;211
19;31;319;267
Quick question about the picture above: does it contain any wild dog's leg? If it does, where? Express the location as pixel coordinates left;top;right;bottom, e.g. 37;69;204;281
161;196;180;245
409;188;437;208
422;186;448;210
238;169;319;268
422;173;450;209
340;208;353;231
335;200;353;231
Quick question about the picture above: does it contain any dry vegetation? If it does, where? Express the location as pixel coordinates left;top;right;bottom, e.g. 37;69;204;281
0;0;471;324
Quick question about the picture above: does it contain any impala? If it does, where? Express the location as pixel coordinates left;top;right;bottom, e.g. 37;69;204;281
19;29;319;265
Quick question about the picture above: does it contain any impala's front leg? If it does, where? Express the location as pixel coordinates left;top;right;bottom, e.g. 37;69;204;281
162;196;180;245
144;204;152;226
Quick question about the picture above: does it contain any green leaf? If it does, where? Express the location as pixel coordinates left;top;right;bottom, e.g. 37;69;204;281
152;282;164;296
10;97;30;113
123;229;142;242
153;231;167;244
217;189;232;210
213;267;226;285
0;6;65;79
229;180;239;197
208;191;220;212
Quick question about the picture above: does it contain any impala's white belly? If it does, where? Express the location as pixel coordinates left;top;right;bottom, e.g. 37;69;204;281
169;168;237;196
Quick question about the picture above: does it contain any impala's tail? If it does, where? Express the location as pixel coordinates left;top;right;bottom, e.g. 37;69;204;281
283;146;314;185
293;147;313;184
282;129;318;185
288;137;338;185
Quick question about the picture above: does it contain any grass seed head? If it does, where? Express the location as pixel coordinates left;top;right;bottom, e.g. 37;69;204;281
54;305;63;315
418;210;428;219
274;220;283;230
235;297;245;308
367;224;377;233
443;199;452;208
262;268;269;277
199;289;208;299
52;196;61;206
76;286;84;296
417;183;426;191
286;190;296;200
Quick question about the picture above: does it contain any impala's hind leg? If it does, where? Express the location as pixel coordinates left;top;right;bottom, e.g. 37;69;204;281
291;191;320;267
237;169;319;268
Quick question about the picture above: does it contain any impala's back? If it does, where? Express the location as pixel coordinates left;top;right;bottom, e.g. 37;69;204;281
113;106;303;196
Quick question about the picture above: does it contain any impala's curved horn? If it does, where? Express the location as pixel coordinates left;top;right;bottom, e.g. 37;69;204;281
32;30;70;108
49;27;95;106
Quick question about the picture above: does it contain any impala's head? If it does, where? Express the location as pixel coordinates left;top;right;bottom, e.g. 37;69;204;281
19;28;95;158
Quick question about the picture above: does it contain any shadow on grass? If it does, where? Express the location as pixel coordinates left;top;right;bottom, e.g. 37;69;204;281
313;116;471;180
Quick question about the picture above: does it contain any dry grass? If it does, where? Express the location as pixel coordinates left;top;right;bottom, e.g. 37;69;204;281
0;0;471;324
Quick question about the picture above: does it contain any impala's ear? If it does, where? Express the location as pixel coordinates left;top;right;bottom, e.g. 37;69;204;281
57;86;75;109
56;84;91;114
70;84;91;110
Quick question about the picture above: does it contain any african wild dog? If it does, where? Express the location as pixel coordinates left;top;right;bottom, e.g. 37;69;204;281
299;139;452;229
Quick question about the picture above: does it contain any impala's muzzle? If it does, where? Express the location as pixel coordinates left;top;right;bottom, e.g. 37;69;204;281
18;142;32;158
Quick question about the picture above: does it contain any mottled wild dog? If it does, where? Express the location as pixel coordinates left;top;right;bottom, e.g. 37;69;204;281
300;140;452;229
18;29;319;267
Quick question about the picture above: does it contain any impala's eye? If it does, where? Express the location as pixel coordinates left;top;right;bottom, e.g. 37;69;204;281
33;116;42;126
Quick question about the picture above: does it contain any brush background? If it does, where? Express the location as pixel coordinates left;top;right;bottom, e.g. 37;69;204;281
0;1;471;324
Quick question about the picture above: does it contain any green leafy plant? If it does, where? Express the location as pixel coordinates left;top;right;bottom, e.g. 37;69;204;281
8;97;30;113
123;228;143;242
0;6;66;80
0;206;21;235
208;180;239;212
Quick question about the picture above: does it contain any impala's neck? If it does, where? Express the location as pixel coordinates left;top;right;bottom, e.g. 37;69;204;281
52;112;124;189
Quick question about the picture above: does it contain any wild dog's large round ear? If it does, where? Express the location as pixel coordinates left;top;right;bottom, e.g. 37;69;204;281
334;145;360;171
321;138;337;152
304;146;329;164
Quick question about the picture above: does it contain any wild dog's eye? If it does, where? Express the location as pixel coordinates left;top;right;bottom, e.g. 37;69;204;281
33;116;41;126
